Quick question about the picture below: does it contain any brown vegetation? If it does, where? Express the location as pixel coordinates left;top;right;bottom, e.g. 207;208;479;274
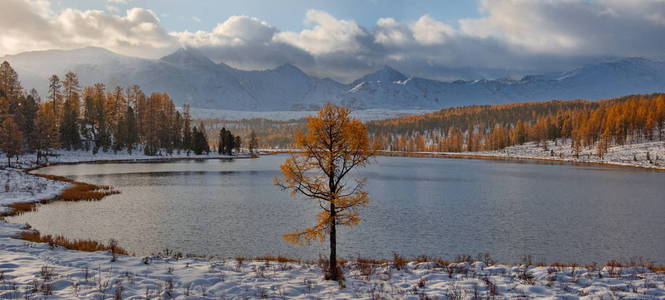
1;173;118;217
1;171;123;256
18;230;128;255
368;93;665;153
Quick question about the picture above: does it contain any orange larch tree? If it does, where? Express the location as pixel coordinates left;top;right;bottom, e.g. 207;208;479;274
275;103;374;281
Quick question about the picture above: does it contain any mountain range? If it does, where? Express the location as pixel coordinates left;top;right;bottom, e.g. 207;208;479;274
3;47;665;111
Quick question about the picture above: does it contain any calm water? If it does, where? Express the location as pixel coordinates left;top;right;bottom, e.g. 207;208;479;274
10;155;665;263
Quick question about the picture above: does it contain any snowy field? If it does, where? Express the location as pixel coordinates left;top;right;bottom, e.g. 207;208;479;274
1;149;665;298
470;140;665;170
189;108;434;121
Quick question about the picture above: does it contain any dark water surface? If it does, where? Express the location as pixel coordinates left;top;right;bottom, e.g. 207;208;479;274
10;155;665;263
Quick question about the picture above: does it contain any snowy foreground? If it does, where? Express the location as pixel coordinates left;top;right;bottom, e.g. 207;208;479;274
1;151;665;298
470;140;665;170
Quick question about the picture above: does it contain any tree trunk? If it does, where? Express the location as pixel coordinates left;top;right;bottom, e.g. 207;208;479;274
328;202;338;281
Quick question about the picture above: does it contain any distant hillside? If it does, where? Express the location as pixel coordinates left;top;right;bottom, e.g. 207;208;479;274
3;47;665;111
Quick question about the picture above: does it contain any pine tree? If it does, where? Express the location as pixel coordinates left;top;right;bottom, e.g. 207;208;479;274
48;75;62;122
0;118;23;167
182;104;193;155
15;94;38;151
218;128;229;154
0;61;22;101
59;99;81;150
249;130;258;153
198;122;209;154
234;135;241;153
34;104;59;163
125;106;139;154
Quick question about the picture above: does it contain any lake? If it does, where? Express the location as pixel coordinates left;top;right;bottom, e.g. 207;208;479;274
9;155;665;264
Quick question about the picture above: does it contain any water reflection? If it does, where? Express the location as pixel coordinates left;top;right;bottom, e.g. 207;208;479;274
10;155;665;264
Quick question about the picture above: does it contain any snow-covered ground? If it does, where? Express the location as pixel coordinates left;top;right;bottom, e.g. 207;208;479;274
0;169;69;215
1;148;664;298
469;140;665;170
189;108;434;121
0;237;664;299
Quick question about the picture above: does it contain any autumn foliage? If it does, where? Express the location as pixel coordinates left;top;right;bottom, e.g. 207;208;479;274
367;94;665;153
275;103;374;280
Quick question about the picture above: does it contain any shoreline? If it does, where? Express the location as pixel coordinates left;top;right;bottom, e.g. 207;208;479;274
4;148;664;259
1;153;664;298
260;140;665;171
376;150;665;171
3;153;254;255
4;150;664;263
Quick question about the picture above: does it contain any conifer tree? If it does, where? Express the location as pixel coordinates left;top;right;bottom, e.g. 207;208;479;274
15;94;38;151
34;104;59;163
234;135;241;153
249;130;258;153
0;61;22;101
218;128;227;154
0;118;23;167
59;99;81;150
182;104;193;155
48;75;62;121
275;104;374;281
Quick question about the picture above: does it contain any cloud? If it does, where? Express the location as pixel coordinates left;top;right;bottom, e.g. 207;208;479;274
2;0;665;82
459;0;665;58
0;0;177;58
274;10;369;55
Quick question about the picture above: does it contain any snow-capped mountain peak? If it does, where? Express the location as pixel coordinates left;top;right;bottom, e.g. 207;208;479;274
2;47;665;111
354;65;408;84
160;47;215;67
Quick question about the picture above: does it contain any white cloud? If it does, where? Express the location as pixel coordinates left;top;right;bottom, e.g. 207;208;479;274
274;10;369;55
459;0;665;57
0;0;177;58
410;15;455;46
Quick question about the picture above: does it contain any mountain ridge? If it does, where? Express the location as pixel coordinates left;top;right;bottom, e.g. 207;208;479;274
2;47;665;111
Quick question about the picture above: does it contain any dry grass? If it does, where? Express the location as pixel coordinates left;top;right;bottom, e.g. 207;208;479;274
19;230;129;255
2;172;125;256
1;174;119;217
37;174;118;202
253;256;300;263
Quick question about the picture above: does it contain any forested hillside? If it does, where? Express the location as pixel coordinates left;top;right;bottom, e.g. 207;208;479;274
367;94;665;155
0;61;230;165
201;94;665;156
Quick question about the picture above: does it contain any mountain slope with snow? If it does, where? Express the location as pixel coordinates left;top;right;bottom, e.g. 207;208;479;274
3;47;665;111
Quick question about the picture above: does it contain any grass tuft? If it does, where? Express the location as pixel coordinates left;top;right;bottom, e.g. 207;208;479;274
19;230;129;255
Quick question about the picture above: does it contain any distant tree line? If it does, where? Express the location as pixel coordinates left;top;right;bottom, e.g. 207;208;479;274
195;95;665;155
0;61;243;166
366;94;665;155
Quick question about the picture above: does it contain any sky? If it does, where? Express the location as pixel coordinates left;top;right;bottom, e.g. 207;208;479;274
2;0;665;82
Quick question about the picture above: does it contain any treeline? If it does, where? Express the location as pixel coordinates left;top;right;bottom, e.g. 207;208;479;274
367;94;665;155
198;118;301;149
0;61;242;166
